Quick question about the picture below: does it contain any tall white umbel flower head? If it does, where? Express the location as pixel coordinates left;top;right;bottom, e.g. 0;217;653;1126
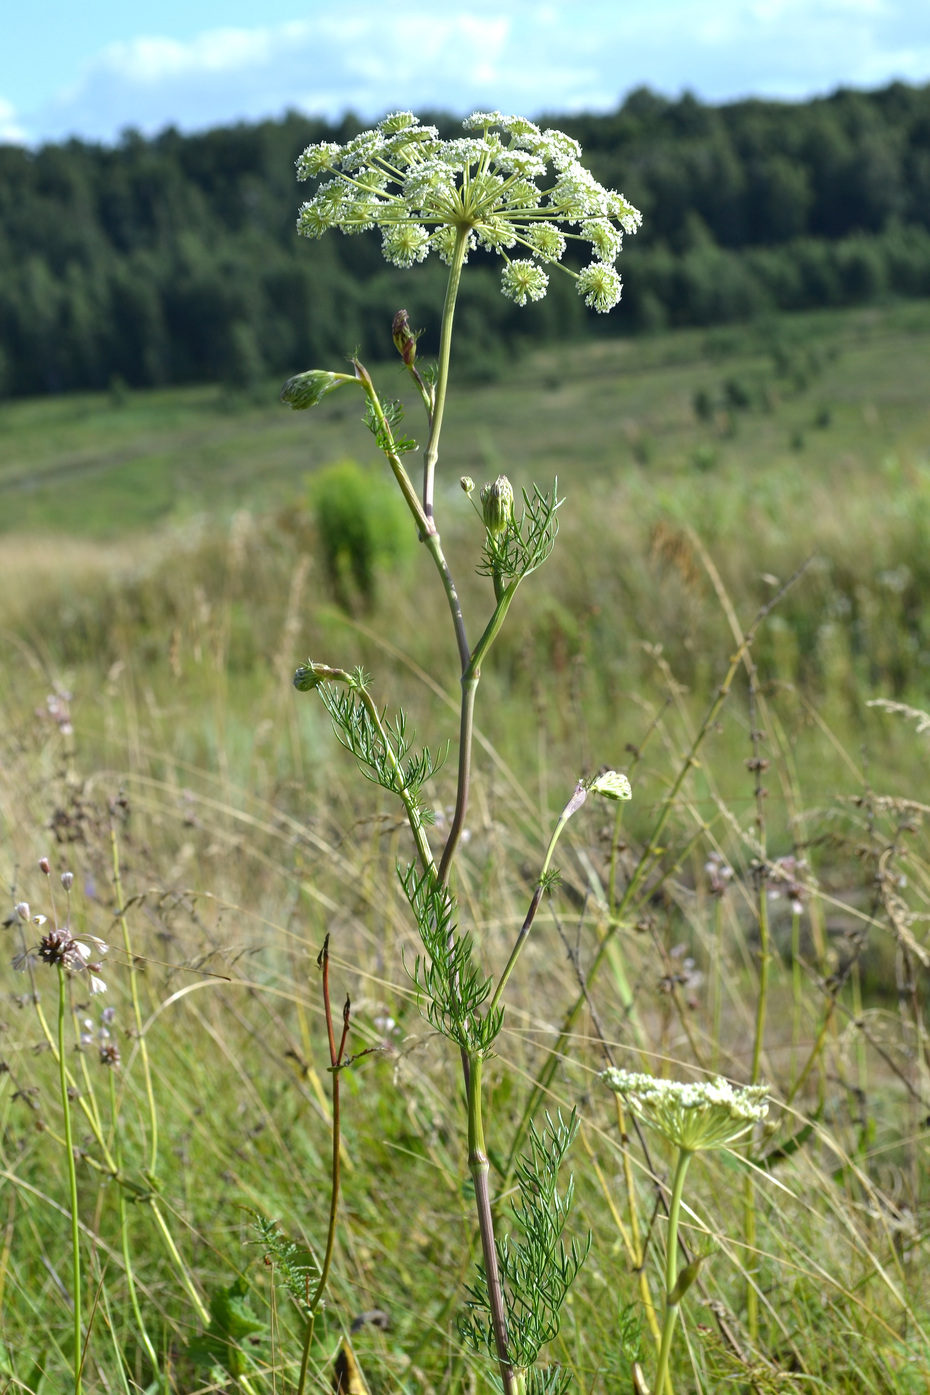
296;111;641;313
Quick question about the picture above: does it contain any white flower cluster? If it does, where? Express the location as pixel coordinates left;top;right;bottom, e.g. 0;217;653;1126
601;1070;769;1153
296;111;641;312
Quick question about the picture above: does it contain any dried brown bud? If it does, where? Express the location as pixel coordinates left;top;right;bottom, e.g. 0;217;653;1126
392;308;417;367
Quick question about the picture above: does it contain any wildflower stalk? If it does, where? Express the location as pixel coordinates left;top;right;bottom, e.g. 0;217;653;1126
790;907;803;1082
297;936;353;1395
602;1072;769;1395
58;966;83;1395
711;897;724;1072
488;778;601;1015
108;1069;158;1372
288;111;638;1394
745;674;769;1343
653;1146;693;1395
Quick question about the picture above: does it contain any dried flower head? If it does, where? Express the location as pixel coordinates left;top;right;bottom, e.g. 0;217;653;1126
601;1070;769;1153
22;926;108;991
296;111;641;312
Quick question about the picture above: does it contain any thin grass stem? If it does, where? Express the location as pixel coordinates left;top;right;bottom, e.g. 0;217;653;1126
58;966;83;1395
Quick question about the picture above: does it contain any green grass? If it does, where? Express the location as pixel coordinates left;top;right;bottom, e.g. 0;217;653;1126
2;300;929;537
2;301;930;1393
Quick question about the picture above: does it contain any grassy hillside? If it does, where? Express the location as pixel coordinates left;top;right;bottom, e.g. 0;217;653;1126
2;298;930;536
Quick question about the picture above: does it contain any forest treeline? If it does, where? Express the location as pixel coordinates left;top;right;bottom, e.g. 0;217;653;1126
2;81;930;397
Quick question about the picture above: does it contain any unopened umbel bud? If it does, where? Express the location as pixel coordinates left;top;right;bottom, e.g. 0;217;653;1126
61;871;74;891
460;476;475;495
480;475;514;538
280;370;351;410
392;309;417;367
588;770;632;802
38;857;50;876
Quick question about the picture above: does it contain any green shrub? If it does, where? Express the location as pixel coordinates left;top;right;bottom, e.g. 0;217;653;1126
310;458;414;608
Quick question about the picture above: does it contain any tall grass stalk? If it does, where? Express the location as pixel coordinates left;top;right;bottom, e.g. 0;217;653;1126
58;964;84;1395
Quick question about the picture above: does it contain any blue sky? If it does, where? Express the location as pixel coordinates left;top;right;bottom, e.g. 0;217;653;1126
2;0;929;146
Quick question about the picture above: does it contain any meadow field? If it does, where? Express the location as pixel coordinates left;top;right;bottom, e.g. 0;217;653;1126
2;299;930;1393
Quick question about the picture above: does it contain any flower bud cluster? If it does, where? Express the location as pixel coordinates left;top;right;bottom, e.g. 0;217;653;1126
296;111;641;312
480;475;514;538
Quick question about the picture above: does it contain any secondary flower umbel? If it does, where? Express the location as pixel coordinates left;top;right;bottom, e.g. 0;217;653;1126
296;111;641;312
601;1070;769;1153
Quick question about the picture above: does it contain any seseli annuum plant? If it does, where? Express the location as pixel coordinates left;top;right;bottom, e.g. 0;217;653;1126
284;110;640;1395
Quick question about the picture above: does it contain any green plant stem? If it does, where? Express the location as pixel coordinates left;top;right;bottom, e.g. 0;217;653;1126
653;1147;693;1395
488;782;584;1016
109;1070;158;1373
422;531;471;672
34;984;208;1329
148;1199;210;1324
297;938;348;1395
750;880;771;1088
467;1052;515;1395
790;909;802;1084
745;872;770;1343
422;227;469;519
439;677;477;883
438;583;523;884
354;365;431;538
711;898;723;1073
59;968;83;1395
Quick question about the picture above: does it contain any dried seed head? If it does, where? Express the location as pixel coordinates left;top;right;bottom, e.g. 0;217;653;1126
38;928;72;967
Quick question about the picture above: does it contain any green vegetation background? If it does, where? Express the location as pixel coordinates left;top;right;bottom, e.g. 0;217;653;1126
2;81;930;398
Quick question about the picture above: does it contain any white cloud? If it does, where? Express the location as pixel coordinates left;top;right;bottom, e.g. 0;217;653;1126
0;97;27;144
10;0;930;146
96;30;279;84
